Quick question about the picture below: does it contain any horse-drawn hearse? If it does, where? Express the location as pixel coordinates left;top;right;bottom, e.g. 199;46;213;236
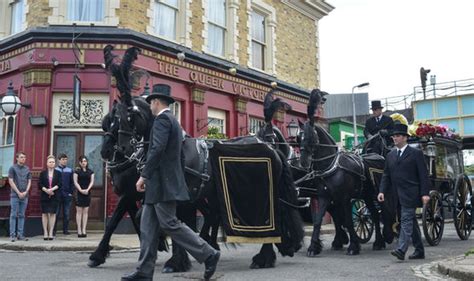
351;127;473;247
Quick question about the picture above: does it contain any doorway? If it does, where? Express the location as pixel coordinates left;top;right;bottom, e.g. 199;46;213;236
53;132;105;229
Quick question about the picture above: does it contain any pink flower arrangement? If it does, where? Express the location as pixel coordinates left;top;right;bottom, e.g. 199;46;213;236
414;122;457;139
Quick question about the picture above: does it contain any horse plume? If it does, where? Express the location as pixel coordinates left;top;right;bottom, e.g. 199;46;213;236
103;45;141;106
307;89;324;126
263;89;292;123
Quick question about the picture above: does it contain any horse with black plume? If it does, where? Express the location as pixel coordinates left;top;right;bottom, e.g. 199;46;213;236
298;89;396;256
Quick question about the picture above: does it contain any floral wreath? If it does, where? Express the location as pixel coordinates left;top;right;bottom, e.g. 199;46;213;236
389;113;458;140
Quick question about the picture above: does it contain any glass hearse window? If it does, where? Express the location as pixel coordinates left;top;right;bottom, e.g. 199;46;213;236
445;145;461;179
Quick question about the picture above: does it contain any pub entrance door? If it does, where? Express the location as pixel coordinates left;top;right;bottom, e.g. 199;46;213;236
53;132;105;230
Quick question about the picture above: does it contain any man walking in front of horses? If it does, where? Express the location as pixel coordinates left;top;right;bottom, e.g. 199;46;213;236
122;84;220;281
377;122;430;261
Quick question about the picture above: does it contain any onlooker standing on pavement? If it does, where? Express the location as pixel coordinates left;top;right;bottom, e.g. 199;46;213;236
54;153;74;235
38;155;61;240
8;152;32;242
74;155;94;238
377;123;430;261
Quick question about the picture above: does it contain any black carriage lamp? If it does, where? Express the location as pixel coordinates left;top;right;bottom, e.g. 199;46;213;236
287;119;299;139
1;81;31;115
140;81;151;98
426;138;437;158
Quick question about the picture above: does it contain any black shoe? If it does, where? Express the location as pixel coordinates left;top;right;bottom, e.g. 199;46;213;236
408;251;425;260
390;250;405;260
121;271;152;281
204;251;220;280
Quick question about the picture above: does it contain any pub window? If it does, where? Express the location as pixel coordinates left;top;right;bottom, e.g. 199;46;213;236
153;0;179;40
10;0;25;34
0;114;16;145
208;108;226;134
248;0;276;73
207;0;226;56
170;100;181;124
48;0;118;26
251;11;265;70
67;0;105;22
249;116;265;135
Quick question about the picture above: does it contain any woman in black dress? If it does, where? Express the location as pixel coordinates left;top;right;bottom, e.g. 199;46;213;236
73;155;95;238
38;155;61;240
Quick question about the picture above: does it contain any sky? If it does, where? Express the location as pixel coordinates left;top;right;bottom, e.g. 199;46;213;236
319;0;474;101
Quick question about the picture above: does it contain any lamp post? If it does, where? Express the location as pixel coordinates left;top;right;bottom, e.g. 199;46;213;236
351;82;369;147
1;81;31;115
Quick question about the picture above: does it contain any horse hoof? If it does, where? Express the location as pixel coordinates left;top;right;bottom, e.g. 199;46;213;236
87;259;103;268
249;262;261;269
331;245;343;251
346;250;359;256
307;250;319;257
162;266;175;274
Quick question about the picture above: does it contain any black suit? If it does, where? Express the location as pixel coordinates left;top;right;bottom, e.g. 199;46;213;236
136;109;215;278
379;145;431;255
141;110;189;203
38;169;62;213
364;115;394;138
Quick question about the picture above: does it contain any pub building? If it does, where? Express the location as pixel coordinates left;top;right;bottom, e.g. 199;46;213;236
0;0;333;235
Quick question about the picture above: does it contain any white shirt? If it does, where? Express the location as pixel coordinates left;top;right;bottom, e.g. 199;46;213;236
157;108;170;116
397;144;408;157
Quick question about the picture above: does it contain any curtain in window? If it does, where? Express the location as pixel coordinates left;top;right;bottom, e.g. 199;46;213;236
251;11;265;69
154;0;178;40
67;0;105;22
208;0;226;55
10;0;25;34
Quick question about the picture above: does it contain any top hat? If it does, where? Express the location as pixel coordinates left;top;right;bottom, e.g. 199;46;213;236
145;84;175;104
371;100;383;110
390;122;409;136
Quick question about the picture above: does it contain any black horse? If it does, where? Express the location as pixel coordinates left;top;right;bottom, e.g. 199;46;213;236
297;89;396;256
362;132;391;157
90;45;304;271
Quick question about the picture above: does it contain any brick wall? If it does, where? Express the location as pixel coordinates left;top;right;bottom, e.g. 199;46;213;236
189;0;205;51
272;1;319;89
26;0;51;27
117;0;148;32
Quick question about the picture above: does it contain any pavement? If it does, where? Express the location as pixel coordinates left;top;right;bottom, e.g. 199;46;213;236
1;224;473;280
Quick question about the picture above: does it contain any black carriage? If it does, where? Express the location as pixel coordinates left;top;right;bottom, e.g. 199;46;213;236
410;137;473;246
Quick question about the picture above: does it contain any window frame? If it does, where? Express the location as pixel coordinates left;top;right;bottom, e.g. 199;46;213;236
207;108;226;134
247;0;277;74
48;0;119;26
0;0;27;39
147;0;191;47
206;0;227;57
248;116;265;135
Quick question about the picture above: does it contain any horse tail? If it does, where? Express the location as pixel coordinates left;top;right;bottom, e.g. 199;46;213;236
275;150;305;257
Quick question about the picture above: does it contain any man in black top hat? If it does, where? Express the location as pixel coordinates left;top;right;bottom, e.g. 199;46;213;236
377;123;430;261
364;100;394;139
122;84;220;281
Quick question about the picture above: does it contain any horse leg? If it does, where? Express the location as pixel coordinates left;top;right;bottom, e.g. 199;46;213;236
327;203;348;250
343;199;361;255
88;196;128;267
250;244;276;269
365;198;385;250
162;203;194;273
307;197;330;257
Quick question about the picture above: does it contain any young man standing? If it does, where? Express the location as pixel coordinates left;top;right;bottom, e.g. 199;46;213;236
54;153;74;235
377;123;430;260
122;84;220;281
8;152;32;242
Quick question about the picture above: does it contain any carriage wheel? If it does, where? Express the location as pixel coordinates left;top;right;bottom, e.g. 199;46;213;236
352;199;374;243
422;192;444;246
453;175;473;240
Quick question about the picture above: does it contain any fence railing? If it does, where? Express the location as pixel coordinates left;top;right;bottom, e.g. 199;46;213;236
376;78;474;111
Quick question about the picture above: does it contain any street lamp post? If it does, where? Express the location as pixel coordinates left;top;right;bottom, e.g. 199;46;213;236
351;82;369;147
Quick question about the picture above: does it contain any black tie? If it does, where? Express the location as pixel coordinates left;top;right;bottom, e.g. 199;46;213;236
377;117;381;123
397;150;402;159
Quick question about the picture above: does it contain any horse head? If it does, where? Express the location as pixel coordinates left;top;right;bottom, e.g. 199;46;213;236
101;98;152;164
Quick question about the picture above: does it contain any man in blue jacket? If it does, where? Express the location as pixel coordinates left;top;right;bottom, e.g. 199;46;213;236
122;84;220;281
54;153;74;235
378;123;430;260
